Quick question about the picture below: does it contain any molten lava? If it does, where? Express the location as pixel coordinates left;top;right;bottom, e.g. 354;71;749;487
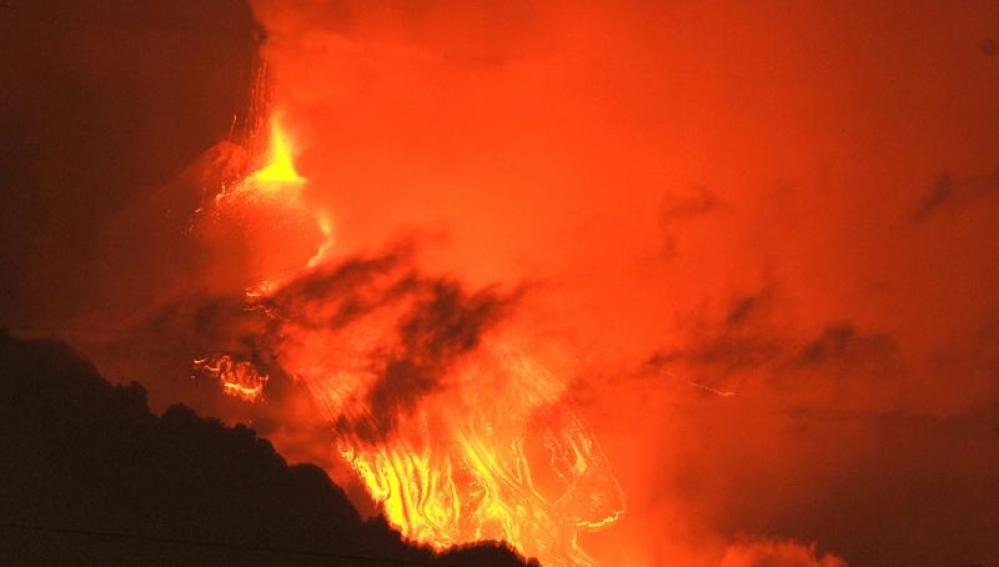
195;355;269;403
196;111;624;566
249;113;304;187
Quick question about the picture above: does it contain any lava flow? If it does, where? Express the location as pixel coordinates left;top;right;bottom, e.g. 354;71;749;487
195;112;625;566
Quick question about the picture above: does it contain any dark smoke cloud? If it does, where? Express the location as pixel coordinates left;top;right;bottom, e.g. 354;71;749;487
910;169;999;220
646;285;908;408
356;277;521;441
659;186;723;259
646;287;785;379
633;285;999;566
661;187;722;224
149;242;524;442
4;1;999;565
795;324;896;369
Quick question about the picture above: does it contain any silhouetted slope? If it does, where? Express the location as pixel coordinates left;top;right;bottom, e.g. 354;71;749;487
0;331;534;566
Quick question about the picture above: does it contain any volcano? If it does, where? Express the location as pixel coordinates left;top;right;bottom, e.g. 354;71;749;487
2;1;998;566
0;331;534;567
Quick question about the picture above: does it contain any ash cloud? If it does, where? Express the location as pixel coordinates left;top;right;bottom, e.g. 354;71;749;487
661;186;722;224
3;1;999;566
636;286;998;566
911;170;999;220
357;277;520;441
646;285;906;408
795;323;896;368
646;288;786;379
166;243;523;442
659;186;723;258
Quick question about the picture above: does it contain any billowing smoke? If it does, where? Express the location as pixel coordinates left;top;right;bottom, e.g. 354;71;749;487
2;1;998;566
189;241;522;442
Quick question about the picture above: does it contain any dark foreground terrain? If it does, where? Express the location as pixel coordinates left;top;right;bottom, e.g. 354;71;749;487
0;331;533;567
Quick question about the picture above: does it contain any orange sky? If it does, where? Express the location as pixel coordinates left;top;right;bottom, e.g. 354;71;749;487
246;2;999;564
2;1;996;566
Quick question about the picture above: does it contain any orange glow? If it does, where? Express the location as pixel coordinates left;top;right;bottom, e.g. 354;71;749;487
195;112;623;565
198;109;333;286
317;344;624;566
195;355;269;403
22;3;998;566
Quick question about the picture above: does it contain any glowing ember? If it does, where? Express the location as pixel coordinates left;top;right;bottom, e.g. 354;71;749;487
196;112;623;566
194;354;269;403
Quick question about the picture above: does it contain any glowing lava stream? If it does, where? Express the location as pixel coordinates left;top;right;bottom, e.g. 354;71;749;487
197;112;624;567
194;355;268;403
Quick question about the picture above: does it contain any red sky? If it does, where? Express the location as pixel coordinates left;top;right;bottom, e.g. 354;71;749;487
2;1;996;566
247;2;999;564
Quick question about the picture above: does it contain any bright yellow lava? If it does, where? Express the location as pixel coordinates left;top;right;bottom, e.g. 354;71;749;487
201;110;623;566
251;115;305;187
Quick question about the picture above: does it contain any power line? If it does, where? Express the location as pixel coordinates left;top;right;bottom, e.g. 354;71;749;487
0;520;464;567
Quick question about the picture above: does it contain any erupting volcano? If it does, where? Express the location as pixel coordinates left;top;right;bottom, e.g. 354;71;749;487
3;2;998;566
194;107;624;566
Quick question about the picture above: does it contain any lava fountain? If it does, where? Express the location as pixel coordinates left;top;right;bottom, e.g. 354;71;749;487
194;111;625;566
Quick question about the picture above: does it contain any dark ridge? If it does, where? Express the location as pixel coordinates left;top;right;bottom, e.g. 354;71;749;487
0;331;535;567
